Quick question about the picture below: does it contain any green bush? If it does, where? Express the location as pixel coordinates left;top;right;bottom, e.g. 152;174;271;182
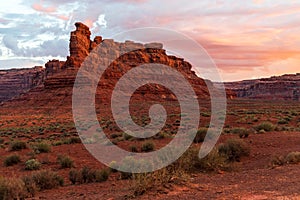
0;138;4;144
25;159;41;171
9;141;26;151
57;155;74;168
4;154;21;167
141;141;155;152
218;138;250;162
193;128;207;143
33;142;51;153
255;122;275;132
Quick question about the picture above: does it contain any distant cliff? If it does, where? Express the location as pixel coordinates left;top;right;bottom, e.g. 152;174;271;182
219;73;300;101
0;67;45;102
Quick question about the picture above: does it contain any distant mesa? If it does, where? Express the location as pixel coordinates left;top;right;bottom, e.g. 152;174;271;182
214;74;300;101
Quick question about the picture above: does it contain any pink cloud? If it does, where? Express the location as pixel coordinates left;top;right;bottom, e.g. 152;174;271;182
32;3;56;13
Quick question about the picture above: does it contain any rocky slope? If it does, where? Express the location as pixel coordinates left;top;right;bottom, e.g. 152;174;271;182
220;74;300;101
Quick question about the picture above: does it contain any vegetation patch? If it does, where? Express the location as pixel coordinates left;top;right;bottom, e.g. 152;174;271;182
25;159;41;171
32;142;51;153
4;154;21;167
254;122;275;132
141;141;155;152
218;138;250;162
193;128;208;143
57;155;74;168
9;141;27;151
69;167;110;184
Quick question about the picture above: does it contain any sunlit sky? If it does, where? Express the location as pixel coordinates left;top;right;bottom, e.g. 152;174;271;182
0;0;300;81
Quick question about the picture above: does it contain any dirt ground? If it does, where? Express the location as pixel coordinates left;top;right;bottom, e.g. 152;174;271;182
24;131;300;200
0;99;299;199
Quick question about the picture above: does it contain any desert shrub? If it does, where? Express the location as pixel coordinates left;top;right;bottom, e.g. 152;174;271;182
129;145;138;152
22;176;38;197
0;138;4;144
69;169;82;184
25;159;41;171
269;155;286;167
4;154;21;167
255;122;275;132
0;177;27;200
258;129;266;134
269;152;300;167
57;155;74;168
141;141;155;152
231;127;250;138
110;133;121;139
193;148;229;172
278;118;289;125
69;167;110;184
95;169;110;182
29;170;64;190
33;142;51;153
131;146;228;196
218;138;250;162
64;137;81;144
52;140;63;146
109;161;119;173
123;132;133;140
193;128;207;143
9;141;26;151
201;112;210;117
81;166;95;183
285;152;300;164
153;132;169;139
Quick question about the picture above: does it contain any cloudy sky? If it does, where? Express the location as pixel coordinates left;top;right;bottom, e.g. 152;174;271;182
0;0;300;81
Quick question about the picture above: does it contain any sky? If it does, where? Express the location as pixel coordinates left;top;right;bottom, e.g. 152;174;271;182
0;0;300;81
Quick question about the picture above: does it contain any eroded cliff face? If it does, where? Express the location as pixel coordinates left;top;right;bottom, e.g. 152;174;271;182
0;66;45;102
223;74;300;101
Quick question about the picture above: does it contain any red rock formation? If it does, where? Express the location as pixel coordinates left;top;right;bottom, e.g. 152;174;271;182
0;66;45;102
222;73;300;101
66;22;103;69
1;22;211;114
45;60;66;77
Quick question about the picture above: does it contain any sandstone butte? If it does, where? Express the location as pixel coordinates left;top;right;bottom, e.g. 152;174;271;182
0;22;212;115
